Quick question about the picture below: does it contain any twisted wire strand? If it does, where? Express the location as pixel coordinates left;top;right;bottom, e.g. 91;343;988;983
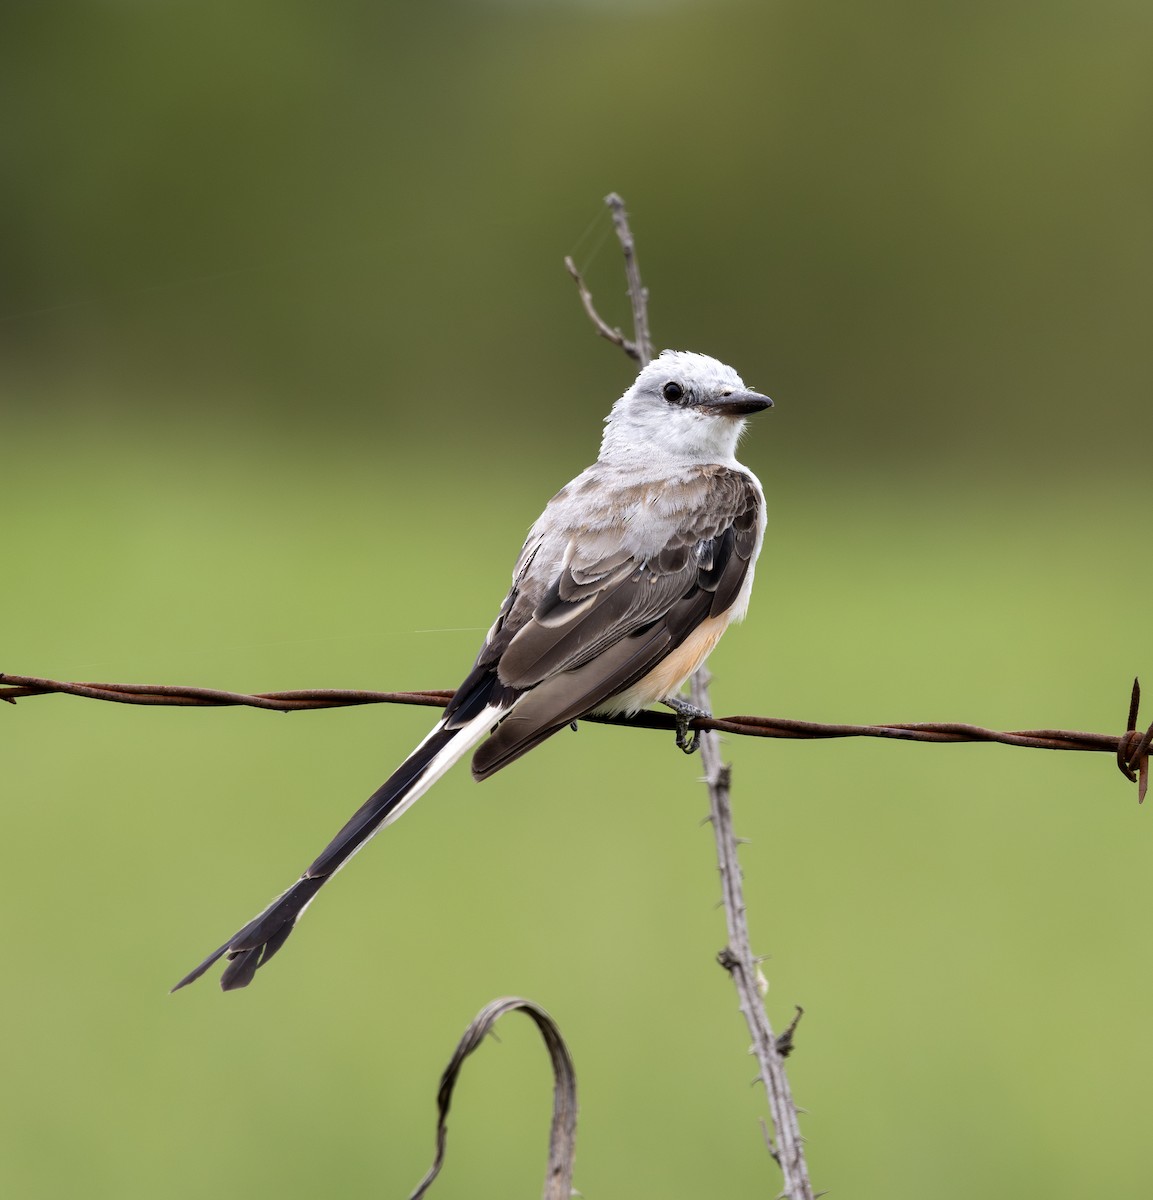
2;672;1147;800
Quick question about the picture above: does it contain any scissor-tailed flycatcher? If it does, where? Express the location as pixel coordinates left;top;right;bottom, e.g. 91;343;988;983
174;350;772;991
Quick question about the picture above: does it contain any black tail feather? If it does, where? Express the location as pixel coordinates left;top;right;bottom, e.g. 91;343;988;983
171;874;325;993
305;724;459;878
172;704;501;992
219;910;299;990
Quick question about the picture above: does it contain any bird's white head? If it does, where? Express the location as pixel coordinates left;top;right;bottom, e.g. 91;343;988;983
599;350;772;468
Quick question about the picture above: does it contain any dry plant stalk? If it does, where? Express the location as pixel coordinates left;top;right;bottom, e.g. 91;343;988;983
567;192;816;1199
408;998;577;1200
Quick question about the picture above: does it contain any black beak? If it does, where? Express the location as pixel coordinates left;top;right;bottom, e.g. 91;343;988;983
702;389;774;417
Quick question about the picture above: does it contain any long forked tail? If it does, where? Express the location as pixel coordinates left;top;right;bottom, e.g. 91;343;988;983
171;702;506;992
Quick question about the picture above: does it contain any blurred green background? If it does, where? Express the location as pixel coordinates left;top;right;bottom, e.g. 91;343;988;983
3;1;1152;1196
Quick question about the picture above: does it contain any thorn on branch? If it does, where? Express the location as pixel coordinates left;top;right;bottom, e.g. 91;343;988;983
759;1117;782;1166
717;946;740;973
776;1007;805;1059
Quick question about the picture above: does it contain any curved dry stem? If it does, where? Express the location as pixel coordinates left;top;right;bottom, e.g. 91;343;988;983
408;997;578;1200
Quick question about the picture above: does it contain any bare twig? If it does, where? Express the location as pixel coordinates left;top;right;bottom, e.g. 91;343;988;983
605;192;653;363
3;673;1146;799
408;997;578;1200
560;194;653;364
563;255;639;361
591;193;814;1198
698;664;813;1196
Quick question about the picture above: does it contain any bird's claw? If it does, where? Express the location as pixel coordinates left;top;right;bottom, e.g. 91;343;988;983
675;714;701;755
665;696;710;755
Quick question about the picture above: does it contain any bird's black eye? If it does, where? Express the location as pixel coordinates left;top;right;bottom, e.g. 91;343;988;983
662;381;684;404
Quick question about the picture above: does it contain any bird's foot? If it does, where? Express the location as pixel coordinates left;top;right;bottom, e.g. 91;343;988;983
664;695;710;755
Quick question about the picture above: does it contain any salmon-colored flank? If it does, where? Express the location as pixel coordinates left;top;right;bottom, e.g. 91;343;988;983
605;611;732;714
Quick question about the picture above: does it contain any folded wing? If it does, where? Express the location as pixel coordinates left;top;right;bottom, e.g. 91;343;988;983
461;466;763;779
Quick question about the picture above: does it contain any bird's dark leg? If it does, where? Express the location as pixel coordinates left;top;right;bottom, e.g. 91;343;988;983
663;695;710;755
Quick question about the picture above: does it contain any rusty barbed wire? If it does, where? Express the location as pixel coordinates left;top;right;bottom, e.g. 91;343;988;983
2;671;1148;802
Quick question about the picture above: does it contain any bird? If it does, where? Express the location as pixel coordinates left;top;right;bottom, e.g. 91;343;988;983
173;350;773;991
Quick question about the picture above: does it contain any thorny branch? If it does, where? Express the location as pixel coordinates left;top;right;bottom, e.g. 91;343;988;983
573;193;815;1197
694;666;812;1191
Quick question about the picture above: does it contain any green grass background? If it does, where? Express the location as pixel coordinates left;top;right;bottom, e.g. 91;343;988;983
3;2;1152;1197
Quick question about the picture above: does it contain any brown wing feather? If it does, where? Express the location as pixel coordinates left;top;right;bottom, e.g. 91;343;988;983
497;559;696;686
468;467;762;779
